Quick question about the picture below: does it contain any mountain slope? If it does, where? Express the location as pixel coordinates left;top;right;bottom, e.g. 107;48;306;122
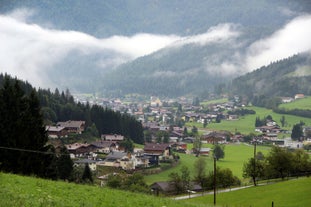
101;33;244;97
231;52;311;98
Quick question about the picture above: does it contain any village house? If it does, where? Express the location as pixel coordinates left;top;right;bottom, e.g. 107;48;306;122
201;132;227;144
90;140;119;154
150;181;202;195
74;159;97;171
227;114;239;120
303;126;311;138
66;143;96;158
57;120;85;134
196;147;211;156
170;142;187;153
101;134;124;141
46;125;67;138
255;126;280;134
102;151;132;169
294;94;305;99
143;143;171;157
134;154;150;168
281;97;294;103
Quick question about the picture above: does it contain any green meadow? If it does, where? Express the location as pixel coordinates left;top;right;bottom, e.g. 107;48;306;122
186;177;311;207
279;96;311;110
0;173;198;207
187;106;311;135
145;143;270;184
1;172;310;207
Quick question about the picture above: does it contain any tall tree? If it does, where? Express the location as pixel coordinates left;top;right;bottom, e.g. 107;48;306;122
57;146;73;180
0;78;50;177
194;157;207;189
266;146;293;180
82;164;93;183
169;172;183;195
213;145;225;161
291;123;303;141
193;136;202;157
181;166;191;192
280;115;286;127
243;157;265;186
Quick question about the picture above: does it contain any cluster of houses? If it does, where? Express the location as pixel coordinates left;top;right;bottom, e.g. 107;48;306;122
60;133;175;172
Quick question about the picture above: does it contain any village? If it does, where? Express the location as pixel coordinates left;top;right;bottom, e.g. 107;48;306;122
45;94;311;191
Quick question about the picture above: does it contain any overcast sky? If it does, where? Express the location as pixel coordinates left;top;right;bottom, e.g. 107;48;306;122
0;8;311;88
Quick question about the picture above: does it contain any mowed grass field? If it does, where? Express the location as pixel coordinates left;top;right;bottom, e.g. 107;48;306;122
0;173;199;207
144;143;270;184
186;177;311;207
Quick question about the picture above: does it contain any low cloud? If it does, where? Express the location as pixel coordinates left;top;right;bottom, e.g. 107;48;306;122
173;23;240;47
245;14;311;70
0;10;180;87
1;8;310;90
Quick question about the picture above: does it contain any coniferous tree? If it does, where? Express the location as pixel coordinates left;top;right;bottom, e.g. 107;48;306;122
291;123;303;141
57;146;73;180
82;164;93;183
0;78;49;177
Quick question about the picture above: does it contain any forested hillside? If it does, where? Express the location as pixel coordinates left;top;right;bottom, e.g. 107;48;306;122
231;53;311;105
0;74;144;144
101;43;238;97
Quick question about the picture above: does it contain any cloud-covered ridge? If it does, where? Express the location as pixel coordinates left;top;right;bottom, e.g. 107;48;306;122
0;8;311;90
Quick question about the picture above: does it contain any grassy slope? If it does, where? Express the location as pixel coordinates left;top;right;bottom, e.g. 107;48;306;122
279;96;311;110
0;173;199;207
186;177;311;207
145;144;270;184
2;173;310;207
196;106;311;134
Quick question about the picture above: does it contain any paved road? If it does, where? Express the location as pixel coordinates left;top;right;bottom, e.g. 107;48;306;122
173;185;255;200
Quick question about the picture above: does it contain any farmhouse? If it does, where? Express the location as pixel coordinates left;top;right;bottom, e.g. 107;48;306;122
66;143;96;157
144;143;171;157
102;151;135;170
150;181;202;195
101;134;124;141
91;140;119;153
294;94;305;99
57;120;85;134
201;132;227;144
46;125;67;138
255;126;280;133
74;159;97;171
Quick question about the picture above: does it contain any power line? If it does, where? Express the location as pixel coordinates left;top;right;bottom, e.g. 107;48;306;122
0;146;69;156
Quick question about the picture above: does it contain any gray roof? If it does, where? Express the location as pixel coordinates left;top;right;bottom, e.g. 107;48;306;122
105;151;127;160
75;159;96;164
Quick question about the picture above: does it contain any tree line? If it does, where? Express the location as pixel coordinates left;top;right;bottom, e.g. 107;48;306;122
0;74;144;179
243;146;311;186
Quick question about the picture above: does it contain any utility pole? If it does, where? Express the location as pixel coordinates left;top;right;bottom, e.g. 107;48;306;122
253;137;257;186
213;155;216;206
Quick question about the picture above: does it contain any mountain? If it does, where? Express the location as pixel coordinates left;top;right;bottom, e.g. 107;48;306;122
0;0;311;97
231;52;311;98
101;34;244;97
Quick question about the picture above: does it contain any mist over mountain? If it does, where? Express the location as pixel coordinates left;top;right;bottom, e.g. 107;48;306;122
0;0;311;97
